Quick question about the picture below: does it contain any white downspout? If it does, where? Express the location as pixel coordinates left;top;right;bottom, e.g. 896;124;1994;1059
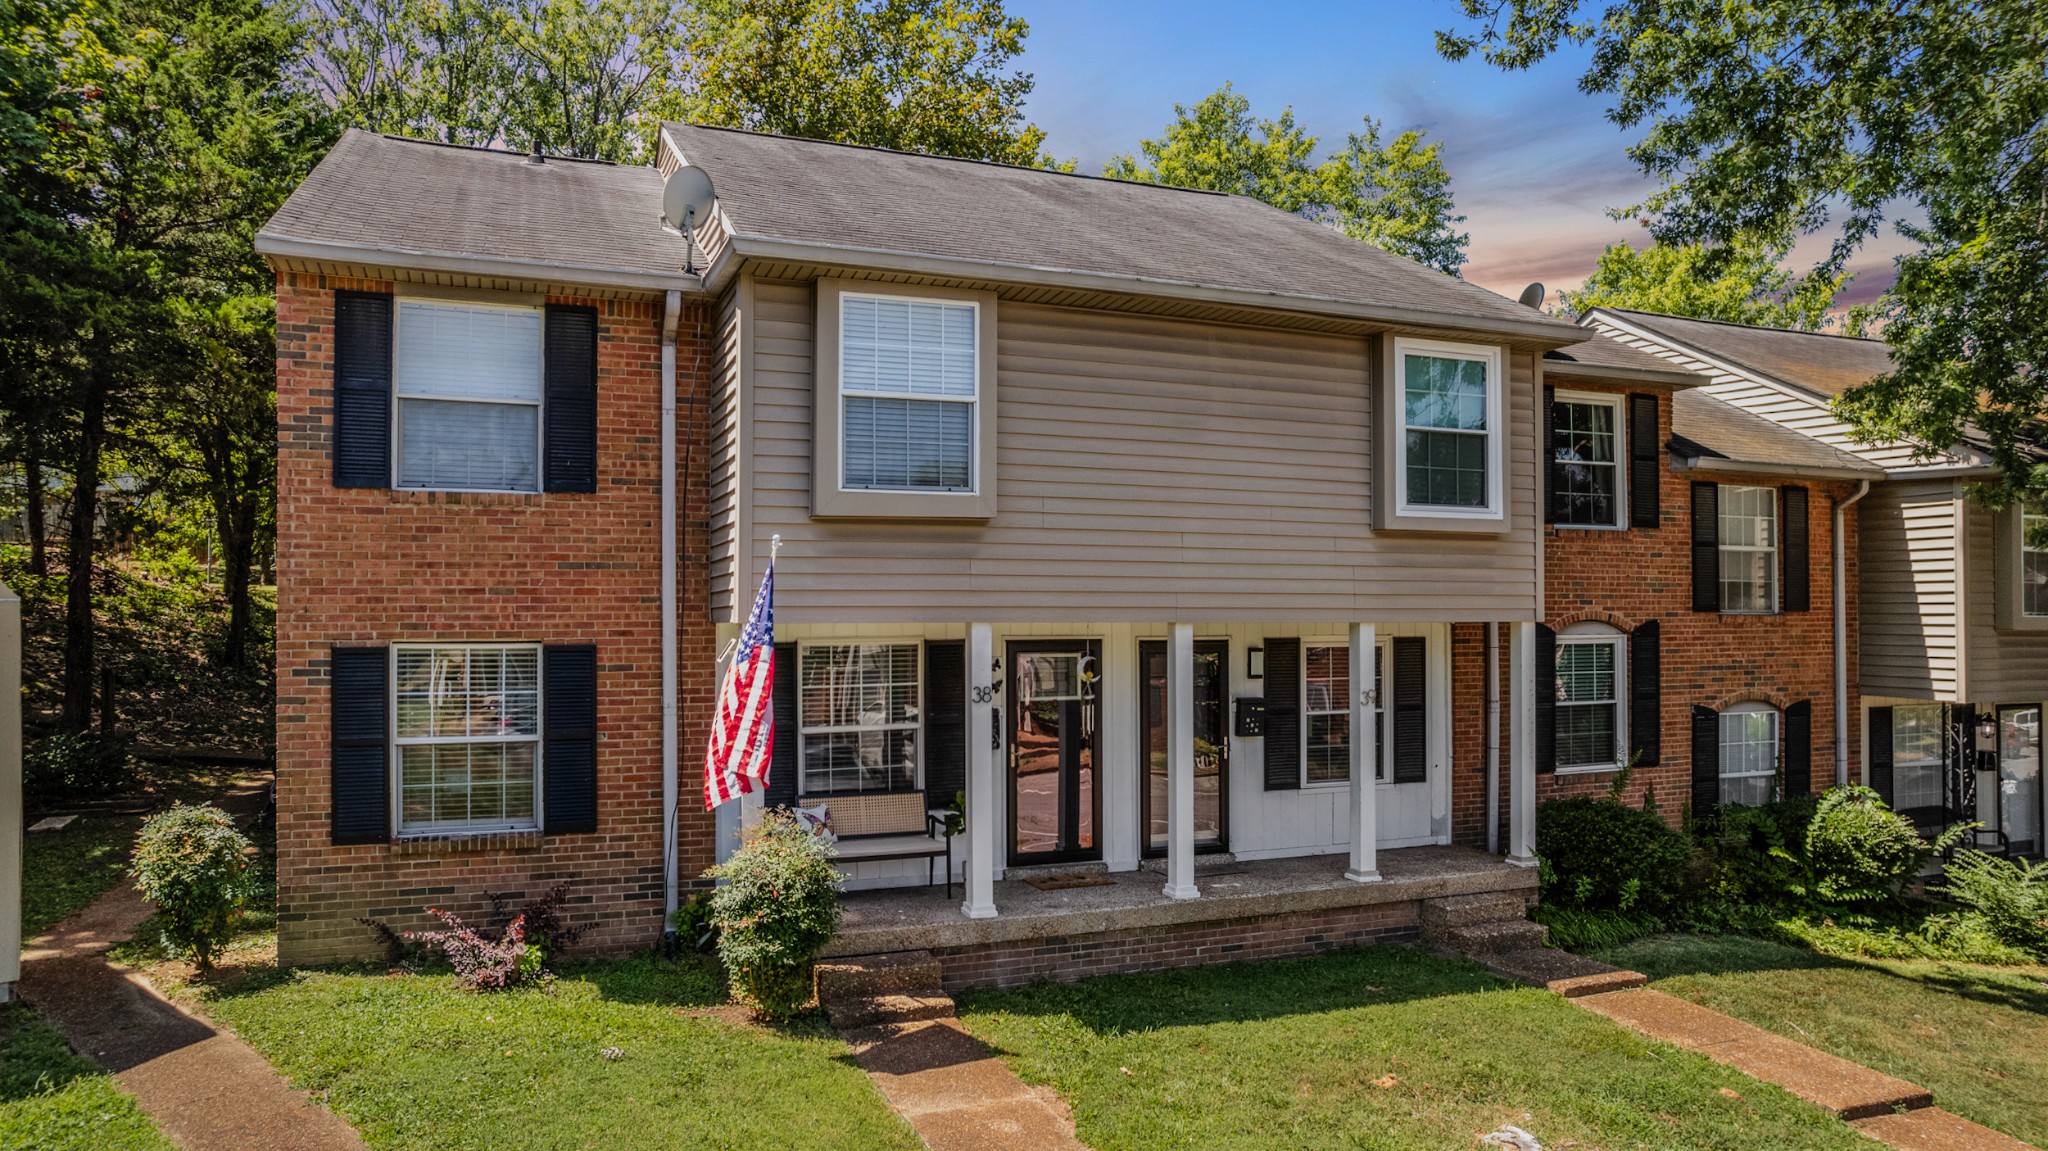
1485;621;1500;855
661;289;682;930
1834;480;1871;788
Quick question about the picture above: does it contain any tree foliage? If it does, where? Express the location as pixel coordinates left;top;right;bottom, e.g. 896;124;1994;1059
1439;0;2048;489
1557;238;1844;329
1109;84;1469;274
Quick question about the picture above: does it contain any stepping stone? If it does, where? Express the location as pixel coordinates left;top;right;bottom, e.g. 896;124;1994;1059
1854;1107;2042;1151
1485;948;1646;997
29;815;78;832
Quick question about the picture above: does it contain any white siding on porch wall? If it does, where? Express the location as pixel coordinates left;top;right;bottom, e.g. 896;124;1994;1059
773;619;1455;891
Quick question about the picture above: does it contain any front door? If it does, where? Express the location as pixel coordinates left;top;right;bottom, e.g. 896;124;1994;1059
1008;641;1102;866
1997;706;2042;855
1140;639;1229;856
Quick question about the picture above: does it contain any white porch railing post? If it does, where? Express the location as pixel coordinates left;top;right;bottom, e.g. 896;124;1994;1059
1163;622;1199;900
963;623;999;918
1508;620;1539;866
1345;622;1381;882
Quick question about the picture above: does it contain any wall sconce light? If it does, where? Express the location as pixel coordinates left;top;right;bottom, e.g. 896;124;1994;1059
1977;715;1999;747
1247;646;1265;680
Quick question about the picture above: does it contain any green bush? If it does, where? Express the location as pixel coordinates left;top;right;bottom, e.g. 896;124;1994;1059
24;731;129;800
1536;795;1690;915
1803;785;1959;906
1939;849;2048;958
1697;796;1819;910
128;804;254;970
704;811;842;1020
1528;904;1667;952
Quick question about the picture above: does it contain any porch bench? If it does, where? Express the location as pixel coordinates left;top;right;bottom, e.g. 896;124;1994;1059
806;791;955;893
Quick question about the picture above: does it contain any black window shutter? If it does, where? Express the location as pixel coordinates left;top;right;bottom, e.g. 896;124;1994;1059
1629;393;1660;529
1629;620;1661;766
1691;704;1721;819
1868;705;1895;803
543;644;598;834
333;291;393;488
1263;637;1301;790
330;646;389;845
1391;636;1428;784
544;304;599;493
1691;482;1721;612
1780;485;1810;612
924;640;966;804
1535;624;1557;773
765;643;799;807
1542;385;1558;524
1782;699;1813;798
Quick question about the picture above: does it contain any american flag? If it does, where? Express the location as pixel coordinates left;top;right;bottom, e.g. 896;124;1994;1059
704;558;776;809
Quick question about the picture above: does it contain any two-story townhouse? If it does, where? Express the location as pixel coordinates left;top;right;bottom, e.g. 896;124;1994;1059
1584;309;2048;858
1536;337;1879;825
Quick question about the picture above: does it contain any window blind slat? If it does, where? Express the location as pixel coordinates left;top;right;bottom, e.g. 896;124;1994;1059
399;399;539;491
396;301;543;401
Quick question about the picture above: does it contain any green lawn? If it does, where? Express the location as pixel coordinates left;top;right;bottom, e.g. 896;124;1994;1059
1598;933;2048;1147
180;956;919;1151
22;812;145;940
0;1004;174;1151
956;946;1873;1151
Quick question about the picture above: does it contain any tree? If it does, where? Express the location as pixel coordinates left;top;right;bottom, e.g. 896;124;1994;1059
1557;238;1844;329
502;0;681;160
670;0;1053;166
1439;0;2048;489
1110;85;1469;274
305;0;517;149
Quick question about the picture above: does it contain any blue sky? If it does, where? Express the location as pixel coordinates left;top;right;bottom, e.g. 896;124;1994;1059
1007;0;1901;306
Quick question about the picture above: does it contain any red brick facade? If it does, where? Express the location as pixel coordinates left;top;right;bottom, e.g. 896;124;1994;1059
272;271;719;964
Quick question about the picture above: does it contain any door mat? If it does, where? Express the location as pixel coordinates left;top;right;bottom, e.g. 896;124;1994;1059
1023;873;1117;891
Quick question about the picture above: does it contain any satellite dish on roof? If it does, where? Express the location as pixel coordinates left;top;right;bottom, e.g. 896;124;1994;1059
1517;282;1546;310
663;165;716;274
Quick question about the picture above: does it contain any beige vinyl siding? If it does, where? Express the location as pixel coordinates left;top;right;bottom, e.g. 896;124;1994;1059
731;275;1541;624
1859;479;1962;700
1962;500;2048;702
708;284;747;618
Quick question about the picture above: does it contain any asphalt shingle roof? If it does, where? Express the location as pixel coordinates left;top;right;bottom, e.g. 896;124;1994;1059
1671;388;1881;475
1600;308;1895;398
1543;335;1699;385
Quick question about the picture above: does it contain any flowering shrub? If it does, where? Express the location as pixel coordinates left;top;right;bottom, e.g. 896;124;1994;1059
405;907;537;991
129;804;255;971
489;883;585;969
705;811;842;1020
1804;786;1964;905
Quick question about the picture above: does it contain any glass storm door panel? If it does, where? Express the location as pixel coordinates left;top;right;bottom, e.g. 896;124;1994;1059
1998;706;2042;854
1008;642;1102;865
1141;640;1229;856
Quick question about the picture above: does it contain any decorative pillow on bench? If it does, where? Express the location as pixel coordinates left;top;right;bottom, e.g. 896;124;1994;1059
794;804;836;845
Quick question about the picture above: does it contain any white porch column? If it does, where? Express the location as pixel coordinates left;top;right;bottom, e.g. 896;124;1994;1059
1163;622;1200;900
963;623;999;918
1345;622;1381;882
1507;620;1538;866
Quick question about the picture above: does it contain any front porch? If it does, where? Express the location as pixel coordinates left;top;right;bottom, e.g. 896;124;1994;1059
823;845;1538;991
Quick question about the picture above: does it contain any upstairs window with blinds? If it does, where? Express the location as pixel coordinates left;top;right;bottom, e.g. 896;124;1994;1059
396;300;543;492
839;294;978;493
2023;504;2048;618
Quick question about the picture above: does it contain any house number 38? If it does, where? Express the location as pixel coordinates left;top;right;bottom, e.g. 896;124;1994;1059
972;686;996;704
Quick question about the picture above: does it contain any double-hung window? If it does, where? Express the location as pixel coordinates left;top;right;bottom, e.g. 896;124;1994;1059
2023;504;2048;618
1718;485;1778;612
393;644;541;834
798;642;922;795
1555;626;1625;770
1302;643;1388;785
1550;392;1623;527
1393;338;1503;521
395;299;543;492
1892;704;1947;811
839;295;977;494
1718;702;1779;806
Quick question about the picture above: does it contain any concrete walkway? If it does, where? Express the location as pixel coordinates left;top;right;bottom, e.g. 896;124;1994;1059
17;792;367;1151
846;1019;1090;1151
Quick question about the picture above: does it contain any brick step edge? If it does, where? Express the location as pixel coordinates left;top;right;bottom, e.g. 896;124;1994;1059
824;990;956;1031
1418;892;1531;929
815;951;945;1001
1426;918;1547;956
1484;947;1646;996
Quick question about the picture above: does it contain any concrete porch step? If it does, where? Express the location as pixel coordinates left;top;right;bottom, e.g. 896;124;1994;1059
1419;890;1529;929
1139;852;1243;875
1484;947;1647;997
1430;918;1547;956
1001;860;1110;883
816;951;945;1002
825;990;957;1030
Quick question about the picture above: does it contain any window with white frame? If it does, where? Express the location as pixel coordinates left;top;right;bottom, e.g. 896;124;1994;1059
1718;485;1778;612
1303;643;1388;785
1555;625;1625;769
395;299;543;492
1719;702;1779;806
1892;704;1947;811
1397;340;1501;516
839;295;977;493
393;645;541;834
798;643;922;794
2023;504;2048;618
1550;392;1622;527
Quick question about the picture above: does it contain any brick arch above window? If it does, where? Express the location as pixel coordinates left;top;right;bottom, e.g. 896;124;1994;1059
1698;690;1797;714
1551;608;1643;633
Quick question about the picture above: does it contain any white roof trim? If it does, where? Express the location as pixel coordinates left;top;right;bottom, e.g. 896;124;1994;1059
255;232;705;294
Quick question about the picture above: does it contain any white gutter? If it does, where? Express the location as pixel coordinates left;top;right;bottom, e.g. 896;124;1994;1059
660;290;682;931
1485;621;1500;855
253;232;704;296
1834;480;1871;787
1669;455;1880;483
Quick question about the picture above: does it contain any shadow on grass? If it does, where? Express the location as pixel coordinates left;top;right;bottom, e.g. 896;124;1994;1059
958;944;1514;1037
1607;933;2048;1017
0;1006;99;1105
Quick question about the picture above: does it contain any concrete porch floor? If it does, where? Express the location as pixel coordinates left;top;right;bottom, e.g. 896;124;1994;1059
823;845;1537;959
